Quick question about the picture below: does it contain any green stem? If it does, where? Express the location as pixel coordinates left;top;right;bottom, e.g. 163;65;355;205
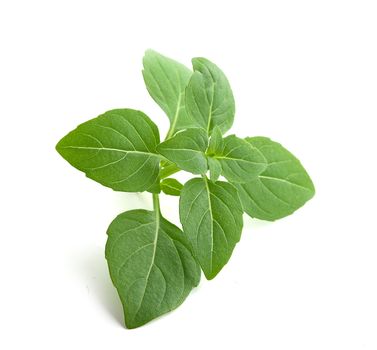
165;125;175;140
152;193;160;215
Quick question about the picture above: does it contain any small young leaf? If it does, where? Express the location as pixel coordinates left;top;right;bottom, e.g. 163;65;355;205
185;58;235;135
159;162;181;179
207;126;223;155
207;157;222;182
161;178;183;196
160;159;174;168
142;50;195;135
56;109;160;192
179;177;243;280
235;137;315;221
213;135;267;183
156;128;208;175
106;209;201;329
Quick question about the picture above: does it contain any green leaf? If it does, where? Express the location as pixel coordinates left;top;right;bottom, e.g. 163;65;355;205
160;159;174;168
207;127;223;181
142;50;194;136
207;126;223;155
207;157;221;182
179;177;243;280
235;137;315;221
106;209;201;329
212;135;267;183
156;128;208;175
185;58;235;135
159;162;181;179
146;177;161;194
56;109;161;192
161;178;183;196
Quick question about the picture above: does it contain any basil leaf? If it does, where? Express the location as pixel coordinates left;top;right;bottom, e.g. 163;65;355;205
157;128;208;175
213;135;267;183
179;177;243;280
106;209;201;329
159;162;181;179
160;159;174;168
146;177;161;194
235;137;315;221
207;157;221;182
56;109;160;192
142;50;194;136
207;126;223;155
161;178;183;196
185;58;235;135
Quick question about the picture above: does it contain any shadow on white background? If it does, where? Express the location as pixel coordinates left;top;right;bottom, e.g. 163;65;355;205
72;245;124;327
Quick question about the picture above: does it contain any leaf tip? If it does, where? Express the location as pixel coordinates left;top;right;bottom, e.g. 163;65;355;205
55;136;66;157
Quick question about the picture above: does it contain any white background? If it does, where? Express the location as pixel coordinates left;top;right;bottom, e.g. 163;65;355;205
1;1;376;349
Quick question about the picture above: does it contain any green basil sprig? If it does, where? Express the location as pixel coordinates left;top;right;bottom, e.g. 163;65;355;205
56;50;315;328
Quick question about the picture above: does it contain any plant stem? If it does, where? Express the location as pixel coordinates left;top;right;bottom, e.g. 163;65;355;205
152;193;160;214
157;115;182;213
165;125;175;140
